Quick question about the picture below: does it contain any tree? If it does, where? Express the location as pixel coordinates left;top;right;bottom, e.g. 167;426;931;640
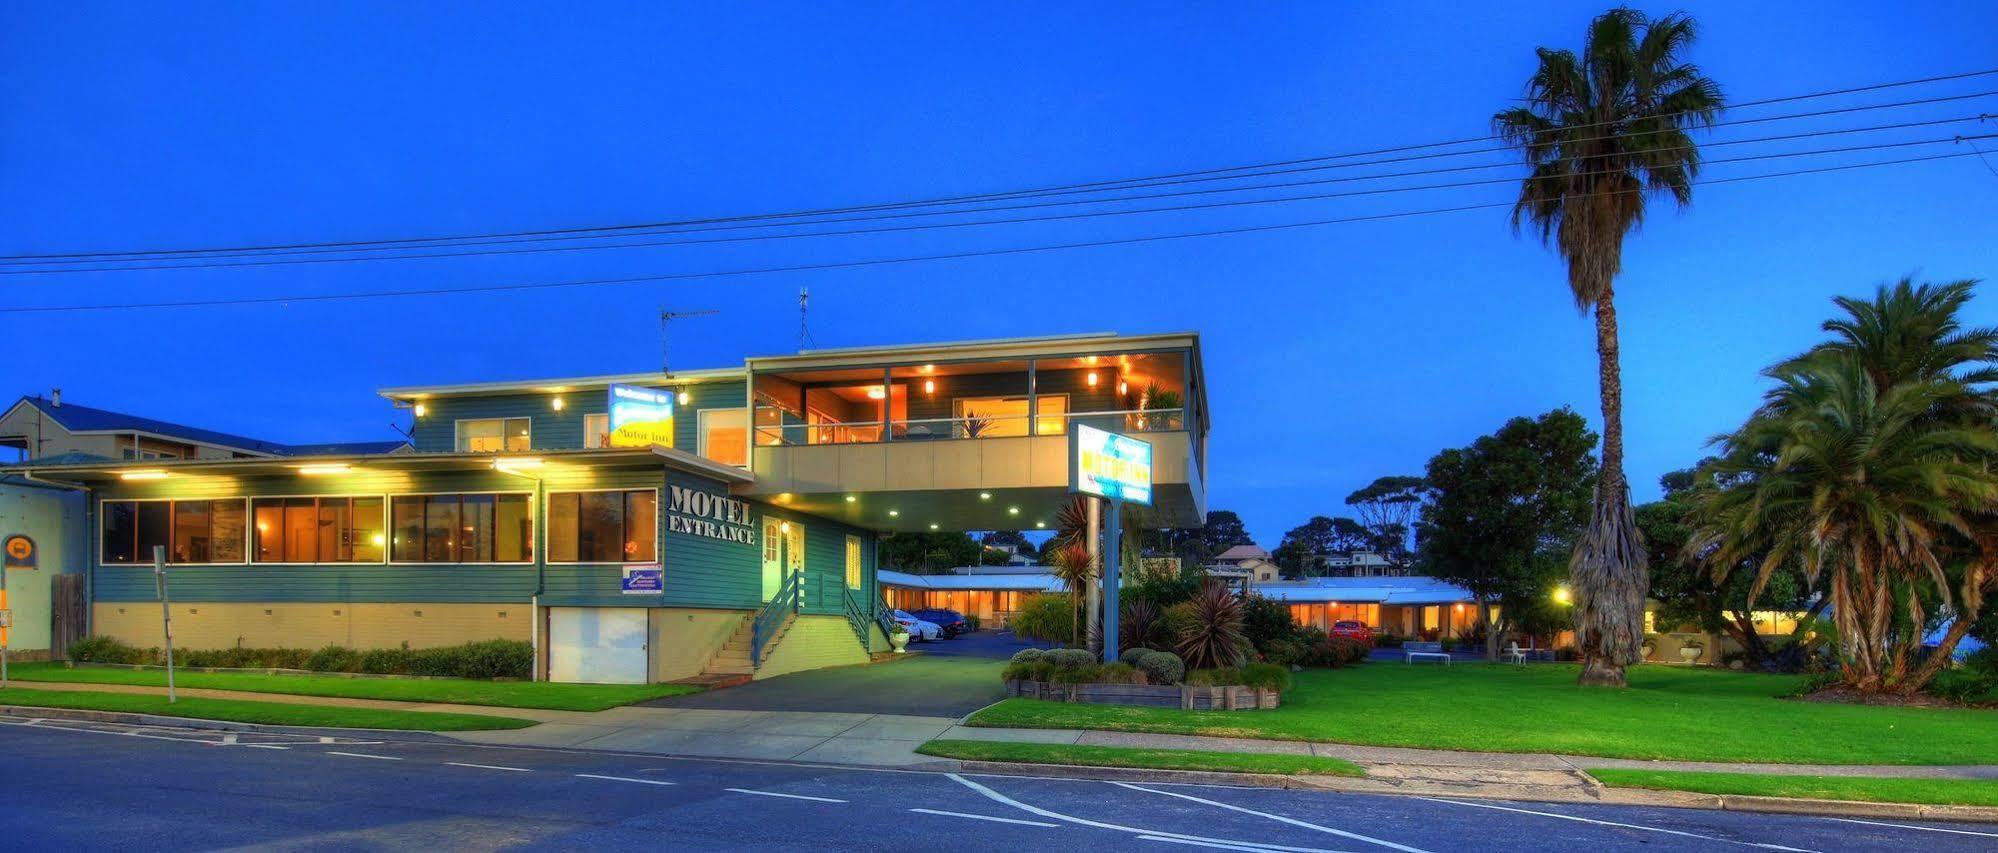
1691;278;1998;694
1345;476;1425;571
1273;515;1371;576
980;530;1036;559
1418;409;1598;660
879;531;982;574
1153;510;1257;566
1493;7;1724;687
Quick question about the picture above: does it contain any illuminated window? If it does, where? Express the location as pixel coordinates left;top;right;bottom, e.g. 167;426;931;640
700;408;750;467
101;499;246;564
547;490;657;563
456;418;531;452
251;497;385;563
583;413;611;449
952;394;1069;437
389;493;532;562
845;535;863;588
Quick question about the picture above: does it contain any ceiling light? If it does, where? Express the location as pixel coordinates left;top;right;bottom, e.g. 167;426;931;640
121;470;169;481
1007;506;1020;515
866;386;886;400
888;509;899;517
493;457;543;470
928;523;939;530
979;492;991;500
297;464;352;476
844;495;857;503
1035;521;1046;528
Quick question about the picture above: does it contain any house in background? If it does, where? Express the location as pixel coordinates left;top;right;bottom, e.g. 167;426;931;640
0;393;409;462
1207;543;1280;587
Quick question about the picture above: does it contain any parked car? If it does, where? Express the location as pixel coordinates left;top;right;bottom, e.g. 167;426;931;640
890;610;944;642
1329;620;1374;645
908;608;968;637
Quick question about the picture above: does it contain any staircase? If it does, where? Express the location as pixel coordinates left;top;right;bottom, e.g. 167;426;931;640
687;610;795;688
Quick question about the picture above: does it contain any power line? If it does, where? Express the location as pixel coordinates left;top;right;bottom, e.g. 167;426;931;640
16;132;1990;276
4;67;1994;264
2;150;1977;316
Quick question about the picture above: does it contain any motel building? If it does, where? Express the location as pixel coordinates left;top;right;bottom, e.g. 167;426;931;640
2;332;1207;684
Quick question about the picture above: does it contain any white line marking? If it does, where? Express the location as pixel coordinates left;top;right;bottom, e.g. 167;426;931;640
238;743;289;750
908;807;1059;828
1140;836;1300;853
945;774;1349;853
724;788;847;803
575;773;676;786
446;762;530;772
326;751;401;761
1115;782;1429;853
1828;817;1998;838
1414;797;1817;852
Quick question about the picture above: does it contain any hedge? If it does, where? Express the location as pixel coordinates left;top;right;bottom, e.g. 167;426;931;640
66;636;533;680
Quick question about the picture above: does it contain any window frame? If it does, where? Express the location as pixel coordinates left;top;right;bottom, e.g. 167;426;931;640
844;534;863;589
544;487;660;566
454;417;533;453
98;497;250;566
385;489;537;565
247;493;391;565
583;412;611;449
697;407;751;467
951;393;1070;437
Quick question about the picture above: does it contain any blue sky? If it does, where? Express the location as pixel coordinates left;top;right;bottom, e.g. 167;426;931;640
3;2;1994;546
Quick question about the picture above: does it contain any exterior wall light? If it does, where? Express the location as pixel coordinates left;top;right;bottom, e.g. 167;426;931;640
1117;380;1128;396
923;379;935;395
678;389;691;405
779;521;791;534
1086;371;1099;387
413;403;428;418
551;397;565;411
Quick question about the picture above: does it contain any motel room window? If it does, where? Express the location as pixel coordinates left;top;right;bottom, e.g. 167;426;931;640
547;489;658;563
456;417;532;452
845;535;863;588
389;493;532;563
251;497;385;563
699;408;750;467
951;394;1069;437
101;499;247;564
583;413;611;449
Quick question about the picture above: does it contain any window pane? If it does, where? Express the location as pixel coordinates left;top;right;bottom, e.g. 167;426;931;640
584;413;610;449
494;494;532;562
283;498;317;562
319;499;349;562
210;500;246;562
578;491;623;563
458;419;501;452
351;497;384;562
701;409;749;466
1035;394;1070;435
392;496;424;561
135;502;171;565
172;500;210;563
423;496;457;562
505;418;532;452
253;499;283;562
460;494;495;562
547;492;580;562
102;501;136;564
625;490;657;562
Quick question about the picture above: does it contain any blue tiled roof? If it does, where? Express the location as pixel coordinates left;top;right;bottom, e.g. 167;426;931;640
9;397;407;458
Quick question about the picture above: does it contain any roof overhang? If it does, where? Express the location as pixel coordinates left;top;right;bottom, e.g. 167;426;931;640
746;331;1200;372
379;368;745;402
2;445;753;486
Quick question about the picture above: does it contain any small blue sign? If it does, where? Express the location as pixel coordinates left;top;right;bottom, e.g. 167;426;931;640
621;564;664;595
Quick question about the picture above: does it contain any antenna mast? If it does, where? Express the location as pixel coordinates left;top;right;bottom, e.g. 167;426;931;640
798;286;815;351
659;308;719;377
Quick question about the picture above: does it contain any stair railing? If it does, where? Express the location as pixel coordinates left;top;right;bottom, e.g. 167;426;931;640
751;571;803;669
841;587;875;649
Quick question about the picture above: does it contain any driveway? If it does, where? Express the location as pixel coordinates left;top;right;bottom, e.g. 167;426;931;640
644;629;1047;717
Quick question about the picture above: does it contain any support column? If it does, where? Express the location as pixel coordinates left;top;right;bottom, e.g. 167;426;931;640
1103;500;1122;664
1086;496;1101;651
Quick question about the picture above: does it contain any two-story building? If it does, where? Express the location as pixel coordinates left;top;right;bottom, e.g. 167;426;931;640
5;332;1208;684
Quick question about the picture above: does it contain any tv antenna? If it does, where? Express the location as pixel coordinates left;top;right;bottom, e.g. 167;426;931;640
798;286;817;351
659;308;718;376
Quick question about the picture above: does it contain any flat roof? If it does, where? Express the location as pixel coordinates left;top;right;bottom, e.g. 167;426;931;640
3;445;753;486
878;569;1067;593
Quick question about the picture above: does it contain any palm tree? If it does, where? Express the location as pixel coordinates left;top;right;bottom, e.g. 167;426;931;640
1493;7;1724;686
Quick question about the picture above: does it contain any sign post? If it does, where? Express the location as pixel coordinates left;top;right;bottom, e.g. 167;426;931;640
153;546;175;703
1069;424;1154;664
0;534;32;688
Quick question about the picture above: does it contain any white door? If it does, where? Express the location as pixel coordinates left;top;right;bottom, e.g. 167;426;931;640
762;517;783;601
547;607;649;684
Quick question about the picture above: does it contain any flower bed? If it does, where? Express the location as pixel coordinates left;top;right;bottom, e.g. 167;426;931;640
1004;679;1282;710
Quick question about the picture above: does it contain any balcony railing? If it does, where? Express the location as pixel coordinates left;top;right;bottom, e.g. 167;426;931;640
752;408;1186;447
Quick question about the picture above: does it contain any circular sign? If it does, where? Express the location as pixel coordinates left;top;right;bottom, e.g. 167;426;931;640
3;534;34;568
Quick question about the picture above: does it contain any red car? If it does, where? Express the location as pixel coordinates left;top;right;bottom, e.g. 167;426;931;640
1329;620;1374;645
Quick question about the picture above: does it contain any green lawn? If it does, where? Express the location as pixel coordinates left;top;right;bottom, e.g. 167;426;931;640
916;739;1366;776
966;663;1998;765
7;663;696;711
0;688;534;731
1591;769;1998;808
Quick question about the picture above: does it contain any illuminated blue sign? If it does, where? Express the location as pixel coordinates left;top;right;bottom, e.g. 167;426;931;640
1070;424;1153;506
607;383;675;448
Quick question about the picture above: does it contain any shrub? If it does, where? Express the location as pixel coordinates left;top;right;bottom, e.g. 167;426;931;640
67;635;149;665
1927;668;1996;705
1093;661;1140;684
1118;647;1153;667
964;614;982;632
359;647;412;675
1241;595;1297;650
1258;639;1305;667
1176;584;1247;670
1134;650;1185;685
1299;635;1370;668
1120;599;1165;650
1126;570;1201;610
306;645;363;673
1965;645;1998;679
1184;667;1232;687
1002;660;1056;683
1237;662;1293;693
1043;648;1097;671
1009;648;1046;665
1010;594;1076;645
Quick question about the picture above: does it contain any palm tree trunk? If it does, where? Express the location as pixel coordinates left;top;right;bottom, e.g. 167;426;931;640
1571;289;1650;687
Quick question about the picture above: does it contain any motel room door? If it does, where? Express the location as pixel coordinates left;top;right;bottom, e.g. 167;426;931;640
760;518;806;603
547;607;649;684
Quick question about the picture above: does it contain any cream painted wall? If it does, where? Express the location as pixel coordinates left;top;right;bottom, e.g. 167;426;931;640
753;615;869;679
649;608;747;682
91;602;530;650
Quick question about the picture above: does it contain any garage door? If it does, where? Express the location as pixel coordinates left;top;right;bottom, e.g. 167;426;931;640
548;607;649;684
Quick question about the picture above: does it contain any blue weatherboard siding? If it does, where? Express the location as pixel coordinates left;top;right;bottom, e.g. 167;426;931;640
408;380;746;453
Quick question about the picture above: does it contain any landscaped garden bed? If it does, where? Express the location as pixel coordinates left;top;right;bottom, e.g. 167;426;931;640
1003;678;1280;710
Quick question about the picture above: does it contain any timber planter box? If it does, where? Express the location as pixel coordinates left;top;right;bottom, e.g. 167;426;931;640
1004;679;1280;710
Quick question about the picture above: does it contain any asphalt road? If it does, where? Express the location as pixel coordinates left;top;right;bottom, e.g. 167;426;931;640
647;629;1033;716
2;718;1994;852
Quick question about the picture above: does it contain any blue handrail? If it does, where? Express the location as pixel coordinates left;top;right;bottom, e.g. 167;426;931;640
751;571;802;669
841;587;873;648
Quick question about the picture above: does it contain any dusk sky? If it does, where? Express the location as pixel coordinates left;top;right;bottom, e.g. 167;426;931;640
4;1;1994;547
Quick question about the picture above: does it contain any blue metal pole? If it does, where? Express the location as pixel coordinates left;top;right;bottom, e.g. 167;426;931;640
1104;500;1121;663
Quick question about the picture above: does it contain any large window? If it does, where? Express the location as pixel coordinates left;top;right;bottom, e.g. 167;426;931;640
102;499;246;564
456;418;531;452
845;535;863;589
389;493;532;563
952;394;1069;437
699;408;749;466
251;497;385;563
547;489;657;563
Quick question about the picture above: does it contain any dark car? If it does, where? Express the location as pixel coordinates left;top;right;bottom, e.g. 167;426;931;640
908;608;968;637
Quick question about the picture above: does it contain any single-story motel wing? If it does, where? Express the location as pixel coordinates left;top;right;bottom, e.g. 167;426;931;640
1;331;1211;683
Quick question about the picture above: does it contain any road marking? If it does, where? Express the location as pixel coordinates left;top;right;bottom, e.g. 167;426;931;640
1114;782;1429;853
446;762;531;772
238;744;289;750
326;751;401;761
1139;836;1301;852
908;807;1059;828
1413;797;1816;852
1828;818;1998;838
575;774;676;786
724;788;847;803
946;773;1349;853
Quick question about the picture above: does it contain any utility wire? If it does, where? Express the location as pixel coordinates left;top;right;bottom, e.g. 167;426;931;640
17;132;1992;276
1;150;1977;315
4;68;1994;264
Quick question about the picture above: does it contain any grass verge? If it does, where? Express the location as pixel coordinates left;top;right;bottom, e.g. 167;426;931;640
963;663;1998;765
9;663;696;711
1591;768;1998;808
915;738;1366;776
0;687;535;731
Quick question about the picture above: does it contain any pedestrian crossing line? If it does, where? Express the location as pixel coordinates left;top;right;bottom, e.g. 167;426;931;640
575;773;676;786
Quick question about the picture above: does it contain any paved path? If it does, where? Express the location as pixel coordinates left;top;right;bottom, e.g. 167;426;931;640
647;654;1008;717
7;717;1996;851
